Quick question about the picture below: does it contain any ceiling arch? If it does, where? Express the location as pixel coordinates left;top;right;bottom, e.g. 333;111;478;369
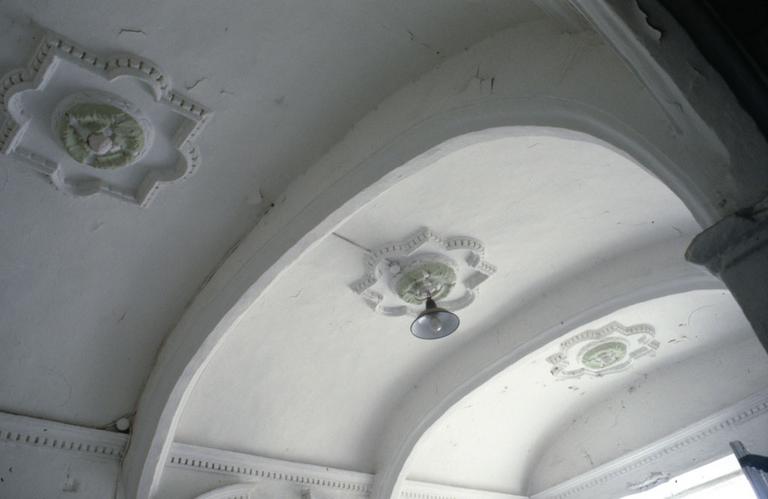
166;129;712;499
403;289;763;496
130;108;719;499
125;17;749;497
1;3;767;499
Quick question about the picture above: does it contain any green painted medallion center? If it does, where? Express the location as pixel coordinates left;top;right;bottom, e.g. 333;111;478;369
395;261;456;304
58;102;146;169
581;341;628;370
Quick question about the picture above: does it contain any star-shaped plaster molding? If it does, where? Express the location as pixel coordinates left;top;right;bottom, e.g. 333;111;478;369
350;227;497;316
546;321;659;379
0;30;211;206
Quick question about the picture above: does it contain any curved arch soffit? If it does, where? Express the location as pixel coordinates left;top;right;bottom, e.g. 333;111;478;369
129;98;719;499
373;274;724;499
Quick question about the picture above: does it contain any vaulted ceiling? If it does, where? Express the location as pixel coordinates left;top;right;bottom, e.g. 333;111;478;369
407;289;764;495
2;2;767;499
0;0;546;428
171;129;762;498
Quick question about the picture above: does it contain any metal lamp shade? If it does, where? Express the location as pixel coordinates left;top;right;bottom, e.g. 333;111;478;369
410;297;460;339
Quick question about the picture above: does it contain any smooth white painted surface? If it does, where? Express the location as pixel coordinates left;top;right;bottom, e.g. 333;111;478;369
174;133;697;476
405;290;767;495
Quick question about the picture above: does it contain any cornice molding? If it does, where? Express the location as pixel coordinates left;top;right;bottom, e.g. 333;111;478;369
170;443;373;494
171;443;522;499
400;480;524;499
531;387;768;499
0;411;128;461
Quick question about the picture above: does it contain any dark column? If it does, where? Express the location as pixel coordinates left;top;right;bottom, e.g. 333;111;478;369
687;198;768;353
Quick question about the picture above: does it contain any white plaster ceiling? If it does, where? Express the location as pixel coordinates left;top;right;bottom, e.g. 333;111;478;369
405;289;767;495
175;132;702;476
0;1;549;426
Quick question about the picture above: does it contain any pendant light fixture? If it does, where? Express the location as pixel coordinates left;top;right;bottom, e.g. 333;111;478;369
410;297;460;339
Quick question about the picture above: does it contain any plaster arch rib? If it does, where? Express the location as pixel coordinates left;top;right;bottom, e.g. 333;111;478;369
124;21;757;499
129;118;709;499
368;237;720;499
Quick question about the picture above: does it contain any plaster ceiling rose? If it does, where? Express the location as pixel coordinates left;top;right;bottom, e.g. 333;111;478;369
546;321;659;379
0;30;211;206
52;91;154;169
350;227;496;316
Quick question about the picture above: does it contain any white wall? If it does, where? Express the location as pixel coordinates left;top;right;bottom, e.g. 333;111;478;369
0;444;120;499
0;412;127;499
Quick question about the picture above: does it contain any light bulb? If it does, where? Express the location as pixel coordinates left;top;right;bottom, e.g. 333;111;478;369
429;315;443;333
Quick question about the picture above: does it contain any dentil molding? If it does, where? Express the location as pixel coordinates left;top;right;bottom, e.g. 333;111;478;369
0;411;128;461
0;29;211;206
170;442;372;495
399;481;524;499
546;321;659;379
531;386;768;499
171;443;523;499
350;228;496;316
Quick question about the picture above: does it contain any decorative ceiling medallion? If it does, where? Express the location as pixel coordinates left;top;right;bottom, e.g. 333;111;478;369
0;30;211;206
395;258;456;304
350;227;496;316
546;322;659;379
53;91;153;169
